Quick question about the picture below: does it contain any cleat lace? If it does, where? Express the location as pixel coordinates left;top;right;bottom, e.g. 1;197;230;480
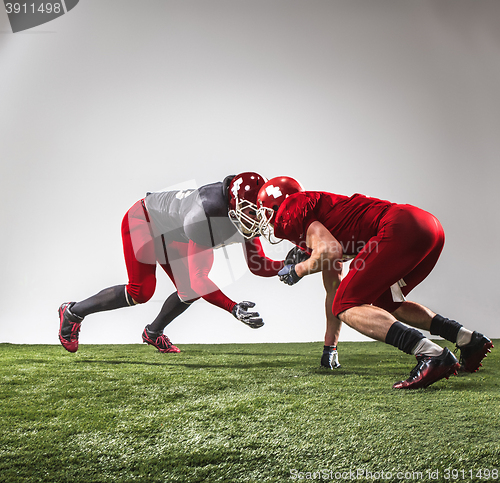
143;328;179;352
157;334;172;348
145;331;172;349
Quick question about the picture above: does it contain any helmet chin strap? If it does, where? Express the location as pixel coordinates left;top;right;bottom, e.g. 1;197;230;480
256;207;283;244
261;225;283;245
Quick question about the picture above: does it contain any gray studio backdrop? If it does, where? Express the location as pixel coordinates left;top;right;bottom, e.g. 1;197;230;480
1;0;499;345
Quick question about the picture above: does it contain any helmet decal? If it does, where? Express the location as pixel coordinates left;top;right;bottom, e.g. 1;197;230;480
231;177;243;200
265;185;283;199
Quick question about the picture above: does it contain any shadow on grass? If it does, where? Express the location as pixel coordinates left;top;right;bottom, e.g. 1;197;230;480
69;359;407;377
72;359;301;370
184;351;310;358
68;352;413;372
73;359;168;366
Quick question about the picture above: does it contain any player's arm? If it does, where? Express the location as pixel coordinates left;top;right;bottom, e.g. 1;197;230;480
243;237;284;277
187;240;263;328
296;221;343;277
187;241;235;311
278;221;343;285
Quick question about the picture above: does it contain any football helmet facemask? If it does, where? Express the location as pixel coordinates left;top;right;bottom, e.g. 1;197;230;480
228;172;267;239
256;176;303;243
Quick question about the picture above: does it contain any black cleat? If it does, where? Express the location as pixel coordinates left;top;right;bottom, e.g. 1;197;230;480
393;348;460;389
458;332;494;373
58;302;83;353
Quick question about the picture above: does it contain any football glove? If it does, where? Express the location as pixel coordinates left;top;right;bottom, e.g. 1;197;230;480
284;246;311;265
232;301;264;329
278;264;302;286
320;347;341;369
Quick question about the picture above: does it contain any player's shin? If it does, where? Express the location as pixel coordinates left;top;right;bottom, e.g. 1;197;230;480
71;285;132;318
147;292;192;333
385;321;430;355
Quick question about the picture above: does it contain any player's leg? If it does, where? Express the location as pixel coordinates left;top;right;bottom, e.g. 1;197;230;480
69;285;135;319
376;219;446;333
388;233;493;373
75;201;158;313
339;303;459;389
146;292;192;335
396;303;494;373
391;301;435;330
59;201;157;353
392;301;474;348
335;205;459;388
59;282;139;350
141;240;197;353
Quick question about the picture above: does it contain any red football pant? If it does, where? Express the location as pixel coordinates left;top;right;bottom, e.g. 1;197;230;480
333;204;445;317
121;200;200;304
121;200;236;313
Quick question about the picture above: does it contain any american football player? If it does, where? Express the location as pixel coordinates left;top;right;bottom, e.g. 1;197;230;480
254;176;493;389
59;172;285;354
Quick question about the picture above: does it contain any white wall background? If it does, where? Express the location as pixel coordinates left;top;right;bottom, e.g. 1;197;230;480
1;0;499;346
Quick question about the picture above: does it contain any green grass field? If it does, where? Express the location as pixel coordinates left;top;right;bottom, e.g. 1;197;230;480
1;341;498;483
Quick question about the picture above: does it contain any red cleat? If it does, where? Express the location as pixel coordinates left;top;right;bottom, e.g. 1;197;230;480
393;348;460;389
142;326;180;353
58;302;83;353
458;332;494;373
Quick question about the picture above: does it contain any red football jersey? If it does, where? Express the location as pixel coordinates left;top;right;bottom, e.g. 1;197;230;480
274;191;394;255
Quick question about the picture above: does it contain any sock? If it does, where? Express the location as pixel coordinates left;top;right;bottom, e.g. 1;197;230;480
411;338;444;357
456;327;473;347
147;292;192;334
429;314;462;343
71;285;130;318
385;321;425;355
323;345;336;352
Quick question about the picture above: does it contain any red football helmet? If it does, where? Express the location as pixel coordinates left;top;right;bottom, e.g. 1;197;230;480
256;176;304;241
228;172;267;238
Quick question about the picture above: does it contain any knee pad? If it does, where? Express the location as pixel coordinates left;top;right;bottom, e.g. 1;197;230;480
126;276;156;304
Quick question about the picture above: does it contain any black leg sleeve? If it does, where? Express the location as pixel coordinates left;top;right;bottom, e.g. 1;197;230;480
385;321;425;355
147;292;192;333
429;314;462;343
71;285;130;318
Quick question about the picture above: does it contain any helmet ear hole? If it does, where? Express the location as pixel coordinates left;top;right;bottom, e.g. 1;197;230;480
272;205;279;211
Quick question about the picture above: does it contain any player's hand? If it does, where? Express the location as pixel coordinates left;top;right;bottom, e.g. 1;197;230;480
232;301;264;329
284;246;311;265
320;347;341;369
278;264;302;286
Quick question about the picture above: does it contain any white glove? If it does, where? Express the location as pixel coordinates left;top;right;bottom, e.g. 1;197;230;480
232;301;264;329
